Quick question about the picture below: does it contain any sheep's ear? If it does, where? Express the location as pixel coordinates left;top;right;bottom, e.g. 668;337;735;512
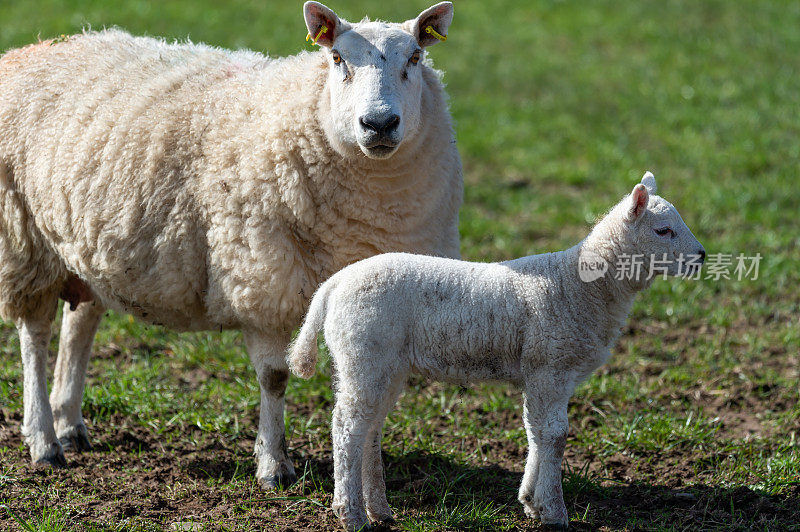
304;1;343;48
627;183;649;222
641;171;657;195
404;2;454;48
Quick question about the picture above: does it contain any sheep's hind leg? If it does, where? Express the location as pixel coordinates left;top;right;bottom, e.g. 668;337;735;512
362;374;406;524
244;330;297;490
332;396;372;532
17;306;64;467
50;300;104;452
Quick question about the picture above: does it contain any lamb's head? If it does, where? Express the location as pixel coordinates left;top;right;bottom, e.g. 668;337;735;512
617;172;706;279
304;1;453;159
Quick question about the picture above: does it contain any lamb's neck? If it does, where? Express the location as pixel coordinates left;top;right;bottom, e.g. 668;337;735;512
563;231;646;347
574;227;650;338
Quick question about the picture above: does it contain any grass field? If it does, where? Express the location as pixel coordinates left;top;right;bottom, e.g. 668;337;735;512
1;0;799;530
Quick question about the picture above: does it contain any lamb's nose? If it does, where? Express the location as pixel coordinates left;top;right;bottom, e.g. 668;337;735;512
698;249;706;262
359;114;400;136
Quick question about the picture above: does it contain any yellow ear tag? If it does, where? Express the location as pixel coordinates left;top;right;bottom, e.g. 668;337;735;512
425;26;447;42
306;25;328;46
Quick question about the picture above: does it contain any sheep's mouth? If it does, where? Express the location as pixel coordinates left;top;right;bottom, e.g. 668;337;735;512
361;143;398;159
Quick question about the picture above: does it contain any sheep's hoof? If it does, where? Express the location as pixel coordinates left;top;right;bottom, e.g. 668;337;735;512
34;450;67;469
542;521;569;531
59;430;92;453
258;469;298;491
30;439;67;469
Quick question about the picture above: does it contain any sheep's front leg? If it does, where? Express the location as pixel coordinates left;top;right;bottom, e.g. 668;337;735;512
243;330;297;490
17;312;65;467
50;300;104;452
518;381;571;529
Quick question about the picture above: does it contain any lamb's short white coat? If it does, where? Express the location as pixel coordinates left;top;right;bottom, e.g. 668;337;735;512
289;174;705;530
0;2;461;488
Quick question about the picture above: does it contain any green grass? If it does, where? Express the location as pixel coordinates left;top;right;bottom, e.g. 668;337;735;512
1;0;799;530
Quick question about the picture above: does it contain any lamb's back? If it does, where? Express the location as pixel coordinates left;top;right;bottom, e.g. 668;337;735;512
327;253;559;383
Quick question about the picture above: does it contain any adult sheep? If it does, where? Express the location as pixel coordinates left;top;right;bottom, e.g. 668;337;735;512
0;1;461;490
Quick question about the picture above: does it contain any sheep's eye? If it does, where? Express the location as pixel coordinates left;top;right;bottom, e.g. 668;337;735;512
409;49;421;65
655;227;673;237
332;50;342;64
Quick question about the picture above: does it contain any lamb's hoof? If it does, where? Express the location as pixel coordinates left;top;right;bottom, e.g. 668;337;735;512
34;450;67;469
59;431;92;453
522;505;541;520
370;516;396;530
540;503;569;530
340;518;371;532
258;469;298;491
367;507;395;526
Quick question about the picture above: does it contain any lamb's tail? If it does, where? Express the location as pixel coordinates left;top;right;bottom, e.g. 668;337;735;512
287;279;335;379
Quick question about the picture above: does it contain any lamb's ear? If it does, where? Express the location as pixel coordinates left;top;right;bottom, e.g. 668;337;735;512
641;171;657;195
403;2;454;48
304;1;343;48
627;183;649;222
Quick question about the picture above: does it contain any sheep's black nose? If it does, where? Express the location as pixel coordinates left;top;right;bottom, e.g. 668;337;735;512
698;249;706;262
359;114;400;137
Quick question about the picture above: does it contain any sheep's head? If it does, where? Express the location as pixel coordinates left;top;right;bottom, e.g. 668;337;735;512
621;172;705;278
304;1;453;160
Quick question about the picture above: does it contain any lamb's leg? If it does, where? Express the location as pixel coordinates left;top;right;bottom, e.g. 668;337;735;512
332;397;372;532
362;431;389;523
50;300;104;452
518;394;542;519
243;329;297;490
362;375;406;523
17;311;64;467
519;383;570;529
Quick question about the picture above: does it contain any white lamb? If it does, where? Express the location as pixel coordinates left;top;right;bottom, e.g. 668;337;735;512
289;173;705;530
0;1;461;490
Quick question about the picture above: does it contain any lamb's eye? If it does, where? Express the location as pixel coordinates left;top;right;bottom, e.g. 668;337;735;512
332;50;342;64
655;227;673;237
409;49;421;65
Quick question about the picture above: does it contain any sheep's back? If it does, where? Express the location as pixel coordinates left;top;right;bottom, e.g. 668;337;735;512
0;30;462;332
0;30;268;327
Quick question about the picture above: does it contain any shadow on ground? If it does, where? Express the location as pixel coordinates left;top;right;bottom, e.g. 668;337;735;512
309;449;799;531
